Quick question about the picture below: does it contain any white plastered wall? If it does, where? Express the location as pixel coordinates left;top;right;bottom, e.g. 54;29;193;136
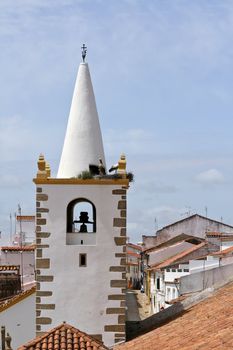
38;183;125;346
0;293;35;348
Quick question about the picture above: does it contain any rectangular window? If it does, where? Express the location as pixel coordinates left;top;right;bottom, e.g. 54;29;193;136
156;278;160;290
184;269;189;272
79;253;87;267
172;269;176;272
178;269;182;272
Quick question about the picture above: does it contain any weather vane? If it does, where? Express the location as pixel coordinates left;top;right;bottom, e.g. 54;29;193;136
81;44;87;62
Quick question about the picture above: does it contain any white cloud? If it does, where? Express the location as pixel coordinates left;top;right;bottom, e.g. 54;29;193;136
195;168;224;185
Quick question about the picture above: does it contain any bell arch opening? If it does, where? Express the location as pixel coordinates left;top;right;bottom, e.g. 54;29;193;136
66;198;97;246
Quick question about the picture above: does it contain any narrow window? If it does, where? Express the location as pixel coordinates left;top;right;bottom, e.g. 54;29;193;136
156;278;160;290
79;253;87;267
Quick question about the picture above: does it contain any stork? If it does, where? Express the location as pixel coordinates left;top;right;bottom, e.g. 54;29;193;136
109;163;118;173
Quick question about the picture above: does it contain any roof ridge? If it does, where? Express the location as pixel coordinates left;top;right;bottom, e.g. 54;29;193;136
156;213;233;232
143;234;202;253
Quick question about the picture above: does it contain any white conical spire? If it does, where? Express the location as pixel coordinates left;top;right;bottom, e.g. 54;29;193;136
57;61;106;178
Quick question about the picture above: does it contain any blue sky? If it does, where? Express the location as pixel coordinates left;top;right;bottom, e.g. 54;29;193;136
1;0;233;243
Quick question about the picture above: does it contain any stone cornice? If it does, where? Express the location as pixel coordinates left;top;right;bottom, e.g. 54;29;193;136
33;178;129;186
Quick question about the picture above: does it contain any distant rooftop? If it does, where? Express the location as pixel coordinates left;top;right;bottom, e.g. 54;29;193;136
156;214;233;233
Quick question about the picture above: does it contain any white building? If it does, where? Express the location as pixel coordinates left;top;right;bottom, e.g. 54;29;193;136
13;215;35;246
33;51;130;346
0;246;35;288
150;264;190;313
148;242;214;313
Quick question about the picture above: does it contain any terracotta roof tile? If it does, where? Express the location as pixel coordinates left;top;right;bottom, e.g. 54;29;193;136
18;323;108;350
115;281;233;350
127;243;142;251
211;245;233;256
1;245;35;251
126;251;140;258
16;215;35;221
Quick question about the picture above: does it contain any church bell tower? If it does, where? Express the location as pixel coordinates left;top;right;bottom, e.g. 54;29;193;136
33;46;129;347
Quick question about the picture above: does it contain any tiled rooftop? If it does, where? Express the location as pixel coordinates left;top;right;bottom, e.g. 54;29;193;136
149;242;206;270
18;323;108;350
115;281;233;350
126;251;140;258
211;245;233;256
16;215;35;221
1;245;35;251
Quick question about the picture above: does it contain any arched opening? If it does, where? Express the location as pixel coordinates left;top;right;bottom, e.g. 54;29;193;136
67;198;96;233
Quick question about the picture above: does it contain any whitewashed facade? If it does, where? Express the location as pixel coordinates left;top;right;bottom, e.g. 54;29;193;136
150;264;190;313
0;288;35;348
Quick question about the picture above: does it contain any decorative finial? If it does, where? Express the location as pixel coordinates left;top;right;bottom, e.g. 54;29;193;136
81;44;87;62
45;162;51;178
117;154;127;178
36;154;47;179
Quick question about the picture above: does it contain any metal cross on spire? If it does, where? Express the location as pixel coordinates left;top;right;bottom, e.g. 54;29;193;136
81;44;87;62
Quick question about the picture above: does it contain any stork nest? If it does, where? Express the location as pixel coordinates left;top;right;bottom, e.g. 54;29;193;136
77;170;134;182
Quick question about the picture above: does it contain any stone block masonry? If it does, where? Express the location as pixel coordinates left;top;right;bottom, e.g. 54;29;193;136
108;188;128;343
35;187;54;336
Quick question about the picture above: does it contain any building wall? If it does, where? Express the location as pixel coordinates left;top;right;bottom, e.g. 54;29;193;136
15;218;35;245
0;293;35;348
150;265;189;314
156;215;233;244
180;262;233;294
142;236;157;250
35;183;127;347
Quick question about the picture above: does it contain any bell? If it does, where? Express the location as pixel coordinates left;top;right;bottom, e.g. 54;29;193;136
79;212;89;223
